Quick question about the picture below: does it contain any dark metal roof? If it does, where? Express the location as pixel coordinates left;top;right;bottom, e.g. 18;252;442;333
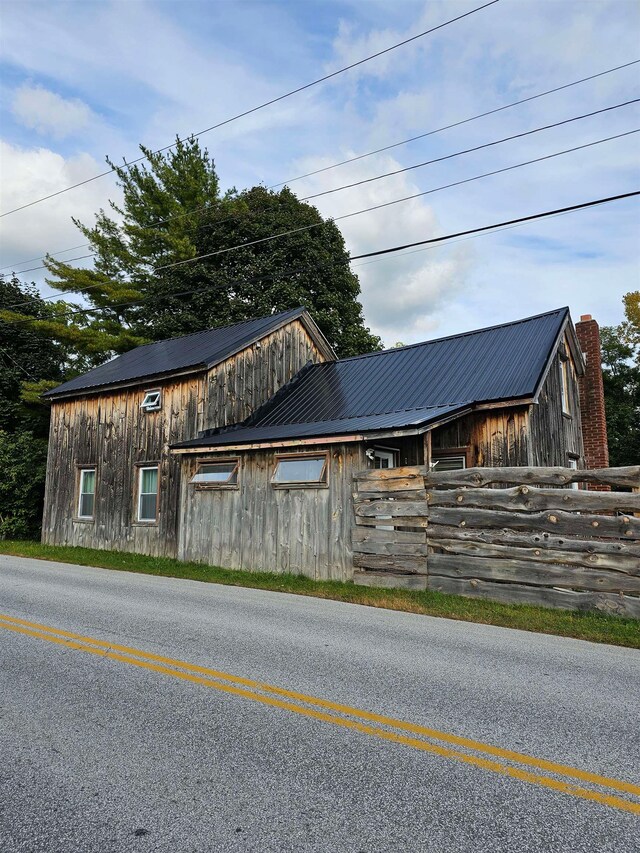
44;308;309;399
174;307;569;449
174;404;472;448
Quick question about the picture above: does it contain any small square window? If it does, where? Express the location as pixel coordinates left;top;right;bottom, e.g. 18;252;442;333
190;460;239;487
141;390;161;412
78;468;96;519
272;454;328;487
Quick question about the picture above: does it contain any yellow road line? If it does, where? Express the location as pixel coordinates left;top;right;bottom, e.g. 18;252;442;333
1;613;639;815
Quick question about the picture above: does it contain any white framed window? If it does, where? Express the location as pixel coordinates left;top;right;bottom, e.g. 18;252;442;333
141;389;161;412
559;359;571;415
137;466;159;522
77;468;96;519
190;459;239;488
373;448;398;469
432;454;466;471
272;453;328;487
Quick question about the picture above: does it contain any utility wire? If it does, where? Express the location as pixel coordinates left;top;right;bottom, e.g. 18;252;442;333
0;344;38;381
9;97;638;281
350;190;639;259
2;127;637;313
299;99;640;201
271;58;640;188
0;0;499;219
153;128;640;271
2;57;637;273
2;190;636;327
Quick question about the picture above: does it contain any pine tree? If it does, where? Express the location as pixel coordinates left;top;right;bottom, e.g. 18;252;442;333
2;138;380;360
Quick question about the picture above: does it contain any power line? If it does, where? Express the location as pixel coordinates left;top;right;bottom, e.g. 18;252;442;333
2;128;637;313
270;58;640;189
350;191;639;259
3;56;637;274
0;344;38;381
153;128;640;271
3;190;636;327
299;99;640;202
9;97;639;281
0;0;500;219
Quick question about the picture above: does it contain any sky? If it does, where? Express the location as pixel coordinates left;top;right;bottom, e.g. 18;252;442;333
0;0;639;347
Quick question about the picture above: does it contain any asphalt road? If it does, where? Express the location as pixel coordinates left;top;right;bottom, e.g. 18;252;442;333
0;555;638;853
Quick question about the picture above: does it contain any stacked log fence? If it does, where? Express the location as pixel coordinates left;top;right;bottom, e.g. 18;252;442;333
352;465;640;617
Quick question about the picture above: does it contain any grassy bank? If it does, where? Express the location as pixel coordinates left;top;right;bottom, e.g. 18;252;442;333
1;540;638;648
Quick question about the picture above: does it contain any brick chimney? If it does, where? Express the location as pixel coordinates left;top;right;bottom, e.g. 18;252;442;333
575;314;609;490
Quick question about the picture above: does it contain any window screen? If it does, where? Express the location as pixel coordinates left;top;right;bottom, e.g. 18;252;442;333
138;466;159;521
433;455;466;471
78;469;96;518
272;455;327;484
190;461;239;485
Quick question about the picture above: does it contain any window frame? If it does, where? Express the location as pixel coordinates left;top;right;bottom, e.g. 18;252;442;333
135;464;160;524
559;357;572;416
190;458;240;490
432;447;471;470
567;455;581;490
372;447;399;469
76;465;97;521
271;451;329;489
141;389;162;412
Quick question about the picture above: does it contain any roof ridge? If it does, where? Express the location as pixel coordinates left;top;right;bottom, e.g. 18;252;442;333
336;307;569;365
130;306;305;351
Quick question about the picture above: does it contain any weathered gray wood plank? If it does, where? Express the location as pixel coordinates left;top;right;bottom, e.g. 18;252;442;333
428;536;640;574
428;506;640;539
352;527;426;544
424;465;640;489
426;485;640;514
353;571;428;591
428;553;640;593
353;554;428;574
425;524;640;558
427;576;640;618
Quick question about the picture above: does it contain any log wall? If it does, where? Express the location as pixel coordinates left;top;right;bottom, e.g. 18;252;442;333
178;443;366;580
41;319;327;557
352;465;640;617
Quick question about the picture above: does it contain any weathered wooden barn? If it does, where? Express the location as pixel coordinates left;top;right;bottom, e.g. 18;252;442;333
42;306;608;581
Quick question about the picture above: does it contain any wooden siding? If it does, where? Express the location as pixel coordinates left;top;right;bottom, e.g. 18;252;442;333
178;444;366;580
206;321;326;427
41;377;205;557
529;341;584;466
431;409;530;467
42;319;327;557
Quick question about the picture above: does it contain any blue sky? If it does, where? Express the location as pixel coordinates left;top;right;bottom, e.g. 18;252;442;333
1;0;638;345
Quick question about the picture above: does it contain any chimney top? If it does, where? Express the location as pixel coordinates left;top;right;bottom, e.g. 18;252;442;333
579;314;593;322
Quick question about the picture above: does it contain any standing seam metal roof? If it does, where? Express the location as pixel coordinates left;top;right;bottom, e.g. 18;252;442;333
43;307;309;398
173;307;569;448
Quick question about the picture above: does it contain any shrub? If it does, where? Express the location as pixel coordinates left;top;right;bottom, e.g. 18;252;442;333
0;429;48;539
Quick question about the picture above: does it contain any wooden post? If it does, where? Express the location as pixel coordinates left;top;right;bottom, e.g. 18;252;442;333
423;431;432;469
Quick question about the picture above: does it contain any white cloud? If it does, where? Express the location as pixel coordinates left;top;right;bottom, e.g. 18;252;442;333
12;84;95;140
292;151;474;345
0;141;121;298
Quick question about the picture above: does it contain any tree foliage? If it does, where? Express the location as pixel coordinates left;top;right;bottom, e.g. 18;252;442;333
601;292;640;467
14;138;379;359
0;430;49;539
0;276;66;437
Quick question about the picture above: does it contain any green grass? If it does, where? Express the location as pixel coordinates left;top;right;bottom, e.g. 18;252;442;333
1;539;638;649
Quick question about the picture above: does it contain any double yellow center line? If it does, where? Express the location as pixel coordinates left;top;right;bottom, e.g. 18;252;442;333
1;611;638;815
